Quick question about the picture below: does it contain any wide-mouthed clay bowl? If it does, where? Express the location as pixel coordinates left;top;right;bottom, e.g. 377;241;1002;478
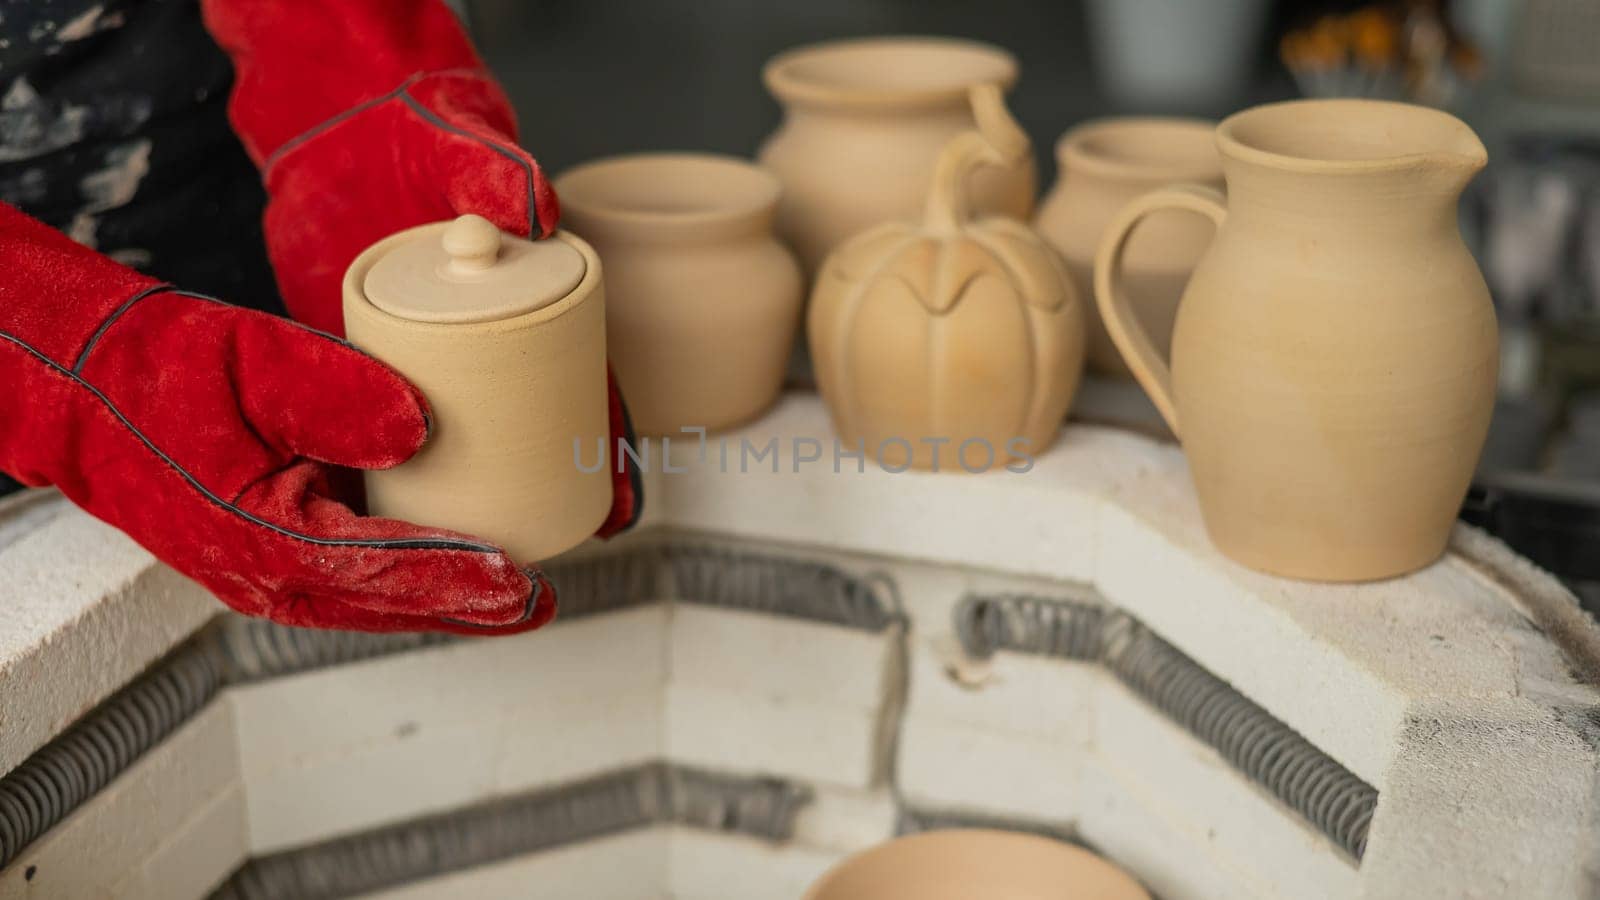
803;829;1151;900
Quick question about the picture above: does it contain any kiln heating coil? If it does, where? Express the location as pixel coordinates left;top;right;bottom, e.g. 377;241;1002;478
0;541;1375;887
0;637;222;869
663;542;902;630
210;764;810;900
954;592;1378;861
0;540;893;873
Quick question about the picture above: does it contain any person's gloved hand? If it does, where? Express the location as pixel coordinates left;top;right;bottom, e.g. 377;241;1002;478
200;0;554;336
201;0;639;540
0;205;551;635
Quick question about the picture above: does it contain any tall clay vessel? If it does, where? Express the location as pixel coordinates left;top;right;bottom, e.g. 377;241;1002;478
758;36;1036;274
809;86;1084;473
1095;99;1498;581
1035;118;1222;376
344;215;612;563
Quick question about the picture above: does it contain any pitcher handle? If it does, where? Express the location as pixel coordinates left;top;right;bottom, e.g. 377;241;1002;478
1093;184;1227;437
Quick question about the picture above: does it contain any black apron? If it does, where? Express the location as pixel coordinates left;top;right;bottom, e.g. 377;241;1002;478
0;0;280;496
0;0;279;312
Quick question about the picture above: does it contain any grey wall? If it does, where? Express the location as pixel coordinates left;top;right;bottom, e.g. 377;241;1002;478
468;0;1299;187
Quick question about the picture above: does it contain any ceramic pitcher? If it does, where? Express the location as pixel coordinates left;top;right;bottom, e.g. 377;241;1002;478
1094;99;1497;582
556;153;802;436
758;36;1036;274
1034;118;1222;376
344;215;612;563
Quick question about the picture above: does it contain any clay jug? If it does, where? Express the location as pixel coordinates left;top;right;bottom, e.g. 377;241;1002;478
809;85;1085;473
1094;99;1497;581
758;36;1037;274
1035;118;1222;376
803;829;1151;900
556;153;802;436
343;215;612;563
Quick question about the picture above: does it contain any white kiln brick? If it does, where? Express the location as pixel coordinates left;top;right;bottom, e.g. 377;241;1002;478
231;605;668;782
658;398;1106;584
657;397;1600;810
876;559;971;635
666;828;841;900
363;828;670;900
243;714;498;854
904;642;1097;743
668;605;897;711
493;685;663;793
110;782;247;900
1091;678;1361;900
1359;700;1600;900
0;702;240;900
1093;499;1407;789
0;510;216;776
0;490;68;551
243;674;664;852
664;683;881;788
789;785;898;854
895;716;1077;825
1077;756;1275;900
5;394;1600;900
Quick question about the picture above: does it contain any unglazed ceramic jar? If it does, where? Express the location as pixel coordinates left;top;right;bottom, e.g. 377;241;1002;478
803;829;1151;900
343;215;612;563
556;153;803;436
1035;118;1222;376
1095;99;1498;582
758;36;1037;274
809;86;1085;472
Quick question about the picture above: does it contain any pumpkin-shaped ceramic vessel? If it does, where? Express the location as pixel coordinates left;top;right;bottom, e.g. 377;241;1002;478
809;86;1085;472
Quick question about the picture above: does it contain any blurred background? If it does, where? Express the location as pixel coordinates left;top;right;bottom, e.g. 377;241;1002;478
465;0;1600;603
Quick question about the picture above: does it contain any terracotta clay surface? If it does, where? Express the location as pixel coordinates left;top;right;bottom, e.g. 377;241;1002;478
1035;118;1222;376
809;85;1085;472
1095;99;1498;581
803;829;1151;900
758;36;1036;274
344;217;612;563
556;154;802;436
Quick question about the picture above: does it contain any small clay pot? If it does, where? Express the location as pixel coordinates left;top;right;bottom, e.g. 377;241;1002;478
758;36;1036;274
1034;118;1222;376
803;829;1151;900
557;153;803;437
343;216;612;563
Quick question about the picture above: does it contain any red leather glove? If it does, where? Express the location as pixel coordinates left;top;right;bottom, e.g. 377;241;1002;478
201;0;639;539
0;204;551;635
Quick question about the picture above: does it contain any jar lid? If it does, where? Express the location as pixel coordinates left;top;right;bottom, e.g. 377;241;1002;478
362;214;587;324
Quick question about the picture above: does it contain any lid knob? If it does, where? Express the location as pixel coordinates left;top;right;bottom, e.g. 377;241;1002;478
360;216;586;324
442;214;502;275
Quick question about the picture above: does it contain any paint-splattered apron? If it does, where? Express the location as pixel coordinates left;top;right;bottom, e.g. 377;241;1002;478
0;0;280;313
